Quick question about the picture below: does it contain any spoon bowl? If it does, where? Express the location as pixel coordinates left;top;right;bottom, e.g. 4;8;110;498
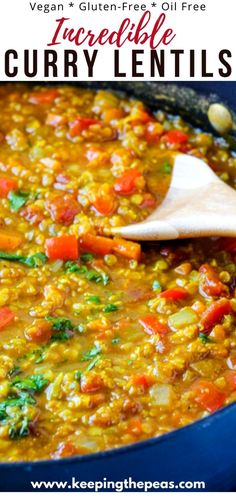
112;154;236;241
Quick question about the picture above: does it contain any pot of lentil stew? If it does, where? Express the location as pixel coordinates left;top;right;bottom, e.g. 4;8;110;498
0;82;236;491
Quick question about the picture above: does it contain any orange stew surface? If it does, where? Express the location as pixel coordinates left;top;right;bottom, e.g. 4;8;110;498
0;84;236;461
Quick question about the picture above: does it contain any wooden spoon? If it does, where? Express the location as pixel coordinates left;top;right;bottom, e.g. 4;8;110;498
111;154;236;241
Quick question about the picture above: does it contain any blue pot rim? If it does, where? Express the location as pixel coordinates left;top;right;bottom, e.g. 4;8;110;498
1;400;235;468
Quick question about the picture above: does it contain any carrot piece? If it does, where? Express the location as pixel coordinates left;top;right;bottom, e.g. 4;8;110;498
163;130;189;145
0;232;22;251
139;314;169;336
112;238;141;262
201;298;232;332
103;108;125;122
192;380;225;412
45;235;79;261
114;169;142;195
0;177;18;197
92;195;116;215
79;234;114;256
29;89;59;104
0;307;14;330
159;288;189;301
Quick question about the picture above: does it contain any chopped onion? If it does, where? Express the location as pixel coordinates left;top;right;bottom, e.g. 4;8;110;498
149;384;173;406
49;259;63;272
169;307;198;331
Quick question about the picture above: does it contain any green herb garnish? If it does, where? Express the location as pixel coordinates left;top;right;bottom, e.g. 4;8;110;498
8;366;22;378
152;280;162;292
65;261;109;286
81;253;94;262
8;191;30;211
111;337;120;345
0;251;47;268
51;331;70;342
104;304;118;313
81;345;101;361
0;393;36;412
161;162;172;174
86;356;101;371
46;316;74;332
11;374;49;393
75;371;82;381
199;333;212;344
9;416;30;439
86;295;101;304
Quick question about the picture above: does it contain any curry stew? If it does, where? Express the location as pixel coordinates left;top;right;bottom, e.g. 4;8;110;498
0;85;236;461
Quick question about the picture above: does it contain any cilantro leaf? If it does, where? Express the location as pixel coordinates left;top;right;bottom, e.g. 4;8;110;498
152;280;162;292
46;316;74;332
8;366;22;378
51;331;70;342
0;251;47;268
160;162;172;174
65;261;110;286
81;345;101;361
11;374;49;393
81;253;94;262
8;191;30;211
199;333;212;344
104;304;118;313
9;416;30;439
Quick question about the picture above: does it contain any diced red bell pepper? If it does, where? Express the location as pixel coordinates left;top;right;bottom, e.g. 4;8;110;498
163;130;189;145
0;177;18;197
69;117;101;137
139;314;169;336
201;298;232;332
131;374;153;390
0;307;14;330
199;263;225;297
45;235;79;261
192;380;225;412
114;169;142;195
159;288;189;301
79;234;114;256
112;238;141;262
29;89;59;105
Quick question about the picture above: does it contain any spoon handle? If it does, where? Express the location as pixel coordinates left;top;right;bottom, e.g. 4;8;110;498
112;215;236;241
